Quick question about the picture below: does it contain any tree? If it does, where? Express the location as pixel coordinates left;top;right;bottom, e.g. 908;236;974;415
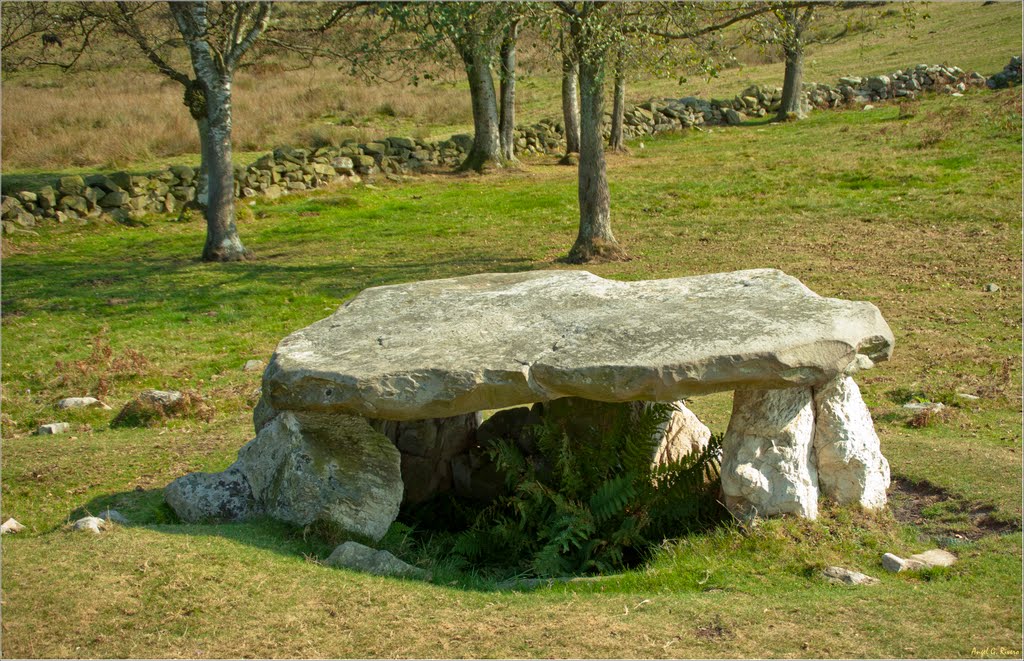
553;2;772;263
559;29;581;157
772;3;816;120
102;1;271;261
556;1;622;263
756;2;917;121
498;18;520;162
380;2;522;172
5;1;360;261
0;1;102;72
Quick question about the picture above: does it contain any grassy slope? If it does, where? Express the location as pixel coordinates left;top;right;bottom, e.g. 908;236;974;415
1;2;1020;177
1;85;1021;657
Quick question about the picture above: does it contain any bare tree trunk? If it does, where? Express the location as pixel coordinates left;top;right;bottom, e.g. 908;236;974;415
777;43;805;120
200;78;247;261
609;71;627;152
460;45;504;172
561;41;581;156
568;54;624;264
498;20;518;162
777;8;808;121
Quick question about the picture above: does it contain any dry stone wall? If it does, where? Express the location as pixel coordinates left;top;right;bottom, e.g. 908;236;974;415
2;57;1016;236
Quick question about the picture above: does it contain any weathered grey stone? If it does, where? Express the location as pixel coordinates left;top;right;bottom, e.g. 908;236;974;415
812;376;890;510
72;516;107;533
165;466;258;522
57;396;111;411
369;413;480;504
234;411;402;541
654;401;712;466
100;190;130;208
325;541;430;580
449;134;473;152
97;509;129;525
264;270;893;421
983;283;1000;293
822;566;879;585
243;359;264;372
1;518;26;534
34;186;56;210
721;387;818;519
58;175;85;196
902;401;944;413
723;108;744;125
882;549;957;572
170;165;195;184
37;422;70;435
139;389;183;407
452;445;506;501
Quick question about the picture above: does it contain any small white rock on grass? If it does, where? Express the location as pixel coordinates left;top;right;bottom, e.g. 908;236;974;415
882;549;958;572
1;518;26;534
57;396;112;410
242;360;264;372
822;566;880;586
72;516;109;534
36;422;70;435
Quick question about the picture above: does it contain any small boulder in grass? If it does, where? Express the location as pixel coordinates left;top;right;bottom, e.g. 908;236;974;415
72;516;109;534
37;422;70;435
242;359;264;372
57;396;112;411
98;509;129;525
111;389;214;427
326;541;431;581
882;549;958;572
822;566;880;586
1;518;26;534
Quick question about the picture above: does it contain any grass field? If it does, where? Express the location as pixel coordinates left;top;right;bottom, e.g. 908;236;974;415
1;77;1021;657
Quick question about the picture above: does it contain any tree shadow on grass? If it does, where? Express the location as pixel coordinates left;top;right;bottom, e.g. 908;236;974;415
2;247;537;322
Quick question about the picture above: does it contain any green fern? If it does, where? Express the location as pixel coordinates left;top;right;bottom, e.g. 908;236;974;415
451;400;724;577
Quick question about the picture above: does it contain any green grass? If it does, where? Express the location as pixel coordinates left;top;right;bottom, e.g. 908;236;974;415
1;88;1021;657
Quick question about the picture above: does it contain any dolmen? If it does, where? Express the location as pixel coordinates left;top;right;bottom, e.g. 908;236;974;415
166;269;894;540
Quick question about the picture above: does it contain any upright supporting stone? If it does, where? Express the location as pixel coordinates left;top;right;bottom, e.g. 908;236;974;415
812;375;890;509
654;401;712;467
166;410;403;542
370;413;481;504
721;387;818;519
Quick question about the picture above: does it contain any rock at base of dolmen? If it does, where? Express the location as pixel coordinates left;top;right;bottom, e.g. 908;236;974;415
369;413;481;505
721;387;819;519
654;401;712;466
326;541;431;580
165;411;403;542
165;466;257;522
236;411;402;542
813;376;890;509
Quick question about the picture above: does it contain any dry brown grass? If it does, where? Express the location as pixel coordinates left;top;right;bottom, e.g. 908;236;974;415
51;327;150;400
2;65;473;170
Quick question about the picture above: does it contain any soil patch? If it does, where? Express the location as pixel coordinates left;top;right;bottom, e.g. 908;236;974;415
889;475;1020;540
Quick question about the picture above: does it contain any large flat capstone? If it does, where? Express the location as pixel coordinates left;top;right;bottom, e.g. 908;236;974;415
264;269;894;420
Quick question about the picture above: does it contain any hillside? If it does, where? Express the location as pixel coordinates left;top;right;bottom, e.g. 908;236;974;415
1;1;1020;173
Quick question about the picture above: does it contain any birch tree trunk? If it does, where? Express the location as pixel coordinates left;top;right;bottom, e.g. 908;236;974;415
460;45;504;172
498;20;518;162
609;72;627;152
561;45;581;155
568;54;624;264
777;7;809;121
199;78;247;261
